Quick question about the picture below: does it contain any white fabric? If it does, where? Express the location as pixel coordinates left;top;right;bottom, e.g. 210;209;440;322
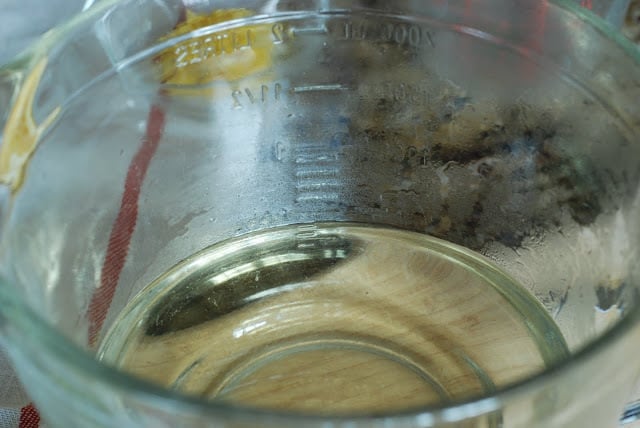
0;350;23;427
0;349;28;409
0;410;19;428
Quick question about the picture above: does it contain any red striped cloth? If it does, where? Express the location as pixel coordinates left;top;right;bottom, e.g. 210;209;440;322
87;104;166;346
18;405;39;428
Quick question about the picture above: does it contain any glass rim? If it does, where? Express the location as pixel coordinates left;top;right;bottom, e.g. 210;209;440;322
3;266;640;423
1;0;640;423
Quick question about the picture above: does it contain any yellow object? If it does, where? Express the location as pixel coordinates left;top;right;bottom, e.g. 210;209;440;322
0;9;272;192
155;9;274;86
0;59;60;192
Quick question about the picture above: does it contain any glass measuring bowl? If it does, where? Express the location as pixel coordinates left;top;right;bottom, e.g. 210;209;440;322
1;0;640;426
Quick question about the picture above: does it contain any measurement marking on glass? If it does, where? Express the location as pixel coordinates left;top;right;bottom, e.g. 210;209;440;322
232;83;282;109
295;193;341;203
295;180;342;192
295;167;340;179
291;84;354;93
291;26;328;35
232;83;354;108
294;139;341;204
294;154;339;164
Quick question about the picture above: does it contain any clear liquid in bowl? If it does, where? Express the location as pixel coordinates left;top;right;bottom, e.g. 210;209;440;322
98;223;568;414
